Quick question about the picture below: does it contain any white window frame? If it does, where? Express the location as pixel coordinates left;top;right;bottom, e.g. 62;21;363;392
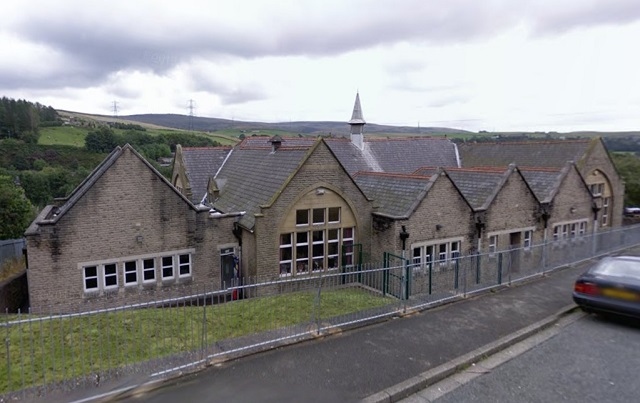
83;265;99;292
489;235;498;256
296;209;309;226
311;229;325;271
123;260;138;286
142;258;156;284
295;231;309;275
178;254;192;278
312;208;325;225
102;263;118;290
579;221;587;237
327;229;340;270
279;233;293;276
523;230;532;249
328;207;341;224
342;227;355;268
602;197;610;227
161;255;175;281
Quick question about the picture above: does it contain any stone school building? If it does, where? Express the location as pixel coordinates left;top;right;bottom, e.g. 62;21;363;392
25;95;624;312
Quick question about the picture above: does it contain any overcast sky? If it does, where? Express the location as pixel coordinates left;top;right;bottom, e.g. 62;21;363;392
3;0;640;132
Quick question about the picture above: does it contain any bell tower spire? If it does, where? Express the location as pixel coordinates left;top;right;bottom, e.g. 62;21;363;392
348;92;365;149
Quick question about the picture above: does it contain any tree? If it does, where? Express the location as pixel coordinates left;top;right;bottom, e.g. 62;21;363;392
612;153;640;206
0;176;34;239
85;126;119;152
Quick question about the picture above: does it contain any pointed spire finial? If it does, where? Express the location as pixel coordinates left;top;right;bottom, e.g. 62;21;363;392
349;92;366;124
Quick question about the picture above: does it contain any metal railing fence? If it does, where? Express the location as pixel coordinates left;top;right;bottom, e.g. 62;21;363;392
2;225;640;400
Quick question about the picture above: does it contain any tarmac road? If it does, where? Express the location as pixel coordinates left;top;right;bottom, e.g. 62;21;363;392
132;263;589;403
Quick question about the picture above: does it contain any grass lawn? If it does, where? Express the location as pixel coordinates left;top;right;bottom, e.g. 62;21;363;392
0;287;391;393
39;126;89;147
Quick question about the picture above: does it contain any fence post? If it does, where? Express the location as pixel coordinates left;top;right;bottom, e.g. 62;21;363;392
454;259;459;290
497;253;503;285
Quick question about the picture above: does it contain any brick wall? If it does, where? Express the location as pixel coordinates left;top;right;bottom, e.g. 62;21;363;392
253;141;374;279
579;139;624;228
26;147;236;313
547;166;594;236
482;170;540;252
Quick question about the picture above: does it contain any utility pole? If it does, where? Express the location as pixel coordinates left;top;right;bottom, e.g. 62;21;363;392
187;99;196;131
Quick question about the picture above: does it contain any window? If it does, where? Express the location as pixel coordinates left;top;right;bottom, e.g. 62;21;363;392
295;232;309;274
143;258;156;283
312;208;325;225
438;244;448;266
103;263;118;289
602;197;610;227
553;220;587;243
81;250;193;293
84;266;98;291
124;260;137;286
161;256;174;280
343;227;354;267
178;254;191;277
450;241;460;260
281;207;353;276
410;240;462;272
312;230;324;271
328;207;340;223
579;222;586;237
412;247;421;270
489;235;498;255
523;230;532;249
296;209;309;226
590;183;604;196
279;233;293;275
327;229;339;269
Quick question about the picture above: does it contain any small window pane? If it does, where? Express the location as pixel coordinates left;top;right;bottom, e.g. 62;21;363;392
296;232;308;243
313;208;325;224
280;246;292;261
328;229;339;240
343;227;353;239
328;207;340;222
280;233;292;245
296;209;309;225
312;230;323;242
280;262;292;275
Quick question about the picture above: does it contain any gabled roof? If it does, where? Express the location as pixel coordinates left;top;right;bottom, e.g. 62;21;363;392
353;172;435;219
518;166;565;204
458;139;591;168
325;136;459;175
26;144;197;233
444;166;513;211
212;137;318;229
180;146;232;203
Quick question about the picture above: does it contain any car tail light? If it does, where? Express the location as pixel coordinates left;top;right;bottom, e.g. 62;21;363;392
574;281;600;295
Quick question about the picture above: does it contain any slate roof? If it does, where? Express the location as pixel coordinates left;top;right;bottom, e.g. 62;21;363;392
325;137;459;175
458;139;591;168
181;146;232;203
353;172;435;218
518;167;565;204
444;167;510;210
212;137;317;229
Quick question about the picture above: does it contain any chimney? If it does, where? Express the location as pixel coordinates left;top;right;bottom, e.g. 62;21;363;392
270;135;282;153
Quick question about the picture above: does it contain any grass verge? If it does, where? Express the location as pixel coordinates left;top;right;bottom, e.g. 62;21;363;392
0;287;391;393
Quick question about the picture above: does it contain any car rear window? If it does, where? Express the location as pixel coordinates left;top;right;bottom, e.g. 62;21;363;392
590;258;640;279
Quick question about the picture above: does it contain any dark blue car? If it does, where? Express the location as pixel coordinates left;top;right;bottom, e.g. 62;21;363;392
573;256;640;319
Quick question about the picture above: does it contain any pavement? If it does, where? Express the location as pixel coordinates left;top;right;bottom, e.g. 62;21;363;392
45;253;624;403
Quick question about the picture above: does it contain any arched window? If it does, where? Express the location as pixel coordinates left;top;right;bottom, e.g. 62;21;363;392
278;188;356;276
